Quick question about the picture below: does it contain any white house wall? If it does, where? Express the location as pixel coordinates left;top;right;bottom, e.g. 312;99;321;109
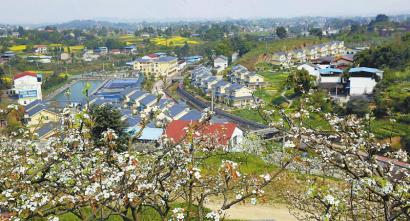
349;77;377;95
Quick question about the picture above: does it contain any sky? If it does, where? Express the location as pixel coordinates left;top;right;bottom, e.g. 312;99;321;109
1;0;410;24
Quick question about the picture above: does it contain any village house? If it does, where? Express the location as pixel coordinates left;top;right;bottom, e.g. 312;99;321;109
317;44;330;57
243;73;265;90
133;55;178;78
11;72;43;105
292;49;307;63
271;52;289;67
214;55;229;73
297;63;320;83
318;68;345;96
306;46;319;60
33;45;48;54
165;120;244;151
332;55;354;69
213;80;231;102
24;102;60;128
123;45;137;54
224;83;254;107
348;67;383;95
165;103;190;120
95;47;108;55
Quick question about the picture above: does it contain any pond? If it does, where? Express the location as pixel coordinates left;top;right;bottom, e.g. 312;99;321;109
52;80;104;102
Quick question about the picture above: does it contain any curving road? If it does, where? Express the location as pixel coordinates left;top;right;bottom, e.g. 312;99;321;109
176;86;268;130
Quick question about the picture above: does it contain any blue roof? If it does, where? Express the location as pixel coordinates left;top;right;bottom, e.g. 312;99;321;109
36;122;58;138
349;67;383;74
227;83;245;90
319;68;343;75
120;86;138;97
139;94;157;106
120;109;133;118
129;91;147;101
214;80;230;88
126;126;163;141
24;99;42;110
104;79;140;89
126;116;142;127
180;110;203;121
167;103;188;117
135;56;177;63
26;104;46;117
158;98;174;109
124;45;136;49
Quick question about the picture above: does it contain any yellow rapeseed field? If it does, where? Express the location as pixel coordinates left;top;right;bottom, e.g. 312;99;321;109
9;45;27;51
64;45;85;52
152;36;200;47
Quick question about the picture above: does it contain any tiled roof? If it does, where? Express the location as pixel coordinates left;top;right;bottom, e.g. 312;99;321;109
349;67;383;74
129;91;147;101
167;103;188;117
36;122;59;138
13;71;37;80
165;120;237;145
179;110;203;121
139;94;157;106
24;99;42;110
26;104;46;117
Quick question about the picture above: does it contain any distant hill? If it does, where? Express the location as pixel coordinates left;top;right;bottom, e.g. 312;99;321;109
52;20;138;30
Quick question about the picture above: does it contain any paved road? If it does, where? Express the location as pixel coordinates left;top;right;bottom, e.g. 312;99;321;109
176;87;268;130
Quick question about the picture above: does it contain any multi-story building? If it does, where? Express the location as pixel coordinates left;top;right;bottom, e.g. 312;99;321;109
224;83;254;107
12;72;43;105
133;55;178;78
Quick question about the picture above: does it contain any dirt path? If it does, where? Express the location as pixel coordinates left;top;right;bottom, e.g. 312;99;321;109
206;202;297;221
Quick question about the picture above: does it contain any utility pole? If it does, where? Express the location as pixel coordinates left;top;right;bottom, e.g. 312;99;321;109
211;90;214;112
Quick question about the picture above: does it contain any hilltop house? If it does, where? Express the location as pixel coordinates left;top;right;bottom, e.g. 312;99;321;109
332;55;354;69
292;49;307;63
348;67;383;95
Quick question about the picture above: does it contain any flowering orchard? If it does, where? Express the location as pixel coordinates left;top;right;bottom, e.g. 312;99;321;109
0;105;291;221
254;91;410;221
0;88;409;221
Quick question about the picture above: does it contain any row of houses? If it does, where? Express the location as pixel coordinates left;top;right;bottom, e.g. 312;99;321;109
190;65;265;107
21;77;244;150
22;78;205;140
271;41;346;67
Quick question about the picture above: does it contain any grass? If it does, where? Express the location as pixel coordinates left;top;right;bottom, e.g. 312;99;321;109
371;119;410;139
202;152;278;176
231;108;266;124
256;71;289;103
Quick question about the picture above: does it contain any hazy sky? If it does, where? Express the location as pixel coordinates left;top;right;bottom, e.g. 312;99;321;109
2;0;410;24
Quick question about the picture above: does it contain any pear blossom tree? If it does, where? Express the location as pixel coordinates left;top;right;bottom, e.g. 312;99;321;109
254;92;410;221
0;104;292;221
